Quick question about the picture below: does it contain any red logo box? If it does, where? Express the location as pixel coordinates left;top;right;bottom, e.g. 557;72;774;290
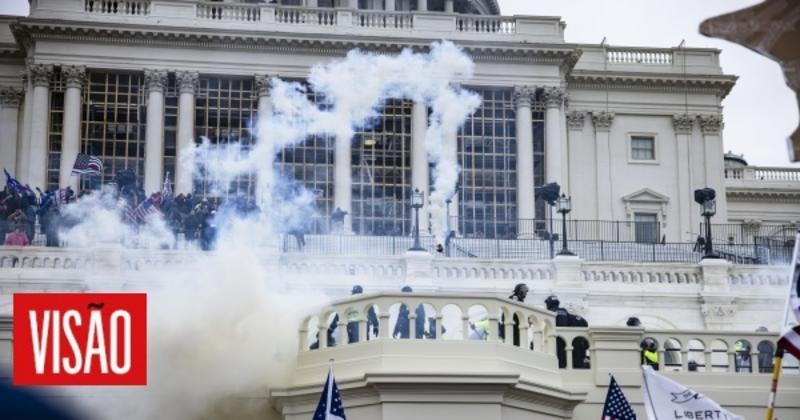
13;293;147;386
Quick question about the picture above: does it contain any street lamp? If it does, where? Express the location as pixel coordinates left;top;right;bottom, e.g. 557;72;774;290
694;187;719;259
535;182;561;259
409;188;425;251
556;193;575;256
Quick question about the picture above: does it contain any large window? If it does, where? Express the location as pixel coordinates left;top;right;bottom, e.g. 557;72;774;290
46;73;65;192
80;71;146;190
351;99;413;236
276;88;334;233
457;87;545;238
192;76;257;197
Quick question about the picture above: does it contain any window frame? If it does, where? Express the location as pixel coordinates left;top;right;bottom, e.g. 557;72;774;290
628;133;658;164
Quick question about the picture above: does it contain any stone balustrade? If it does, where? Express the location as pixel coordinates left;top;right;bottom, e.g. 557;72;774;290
725;166;800;183
84;0;150;15
606;47;673;65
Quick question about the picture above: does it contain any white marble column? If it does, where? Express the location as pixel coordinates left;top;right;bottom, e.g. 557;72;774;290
58;65;86;190
143;69;168;194
673;113;695;242
514;86;536;237
385;0;395;10
592;111;615;220
0;87;23;175
417;0;427;11
543;86;566;186
27;63;53;190
334;134;352;233
17;72;32;180
411;100;429;232
175;71;198;195
700;114;727;223
444;0;453;12
254;74;273;205
306;0;318;6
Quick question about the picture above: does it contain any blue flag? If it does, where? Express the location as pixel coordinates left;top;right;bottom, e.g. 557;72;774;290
4;168;25;195
312;367;346;420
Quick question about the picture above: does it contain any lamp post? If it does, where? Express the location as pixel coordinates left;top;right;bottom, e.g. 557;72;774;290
694;187;719;259
410;188;425;251
556;193;575;256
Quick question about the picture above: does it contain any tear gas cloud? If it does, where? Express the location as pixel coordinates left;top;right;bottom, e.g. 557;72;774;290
55;41;480;419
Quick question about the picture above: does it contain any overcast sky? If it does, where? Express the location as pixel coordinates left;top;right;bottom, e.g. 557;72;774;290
2;0;797;166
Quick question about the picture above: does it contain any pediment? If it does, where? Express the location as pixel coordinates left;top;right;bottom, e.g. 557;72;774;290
622;188;669;204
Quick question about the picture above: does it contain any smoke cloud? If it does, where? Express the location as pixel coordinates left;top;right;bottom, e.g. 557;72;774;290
51;41;479;419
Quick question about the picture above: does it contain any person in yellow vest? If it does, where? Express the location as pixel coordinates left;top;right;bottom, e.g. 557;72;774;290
470;317;491;340
641;339;659;370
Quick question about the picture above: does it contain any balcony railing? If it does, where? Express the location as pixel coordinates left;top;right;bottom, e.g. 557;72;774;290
299;292;798;374
725;166;800;182
84;0;150;15
606;47;673;65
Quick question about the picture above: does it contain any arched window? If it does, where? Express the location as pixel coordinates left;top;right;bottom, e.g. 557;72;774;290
572;337;590;369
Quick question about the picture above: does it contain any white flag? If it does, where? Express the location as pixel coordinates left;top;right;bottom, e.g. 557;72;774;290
642;366;744;420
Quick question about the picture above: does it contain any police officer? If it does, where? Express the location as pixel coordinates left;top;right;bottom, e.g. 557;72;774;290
327;285;379;345
394;286;429;339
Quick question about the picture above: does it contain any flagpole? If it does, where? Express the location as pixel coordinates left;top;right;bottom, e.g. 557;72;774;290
765;231;800;420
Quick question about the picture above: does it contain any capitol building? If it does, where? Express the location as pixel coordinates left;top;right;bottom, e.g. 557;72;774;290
1;0;800;419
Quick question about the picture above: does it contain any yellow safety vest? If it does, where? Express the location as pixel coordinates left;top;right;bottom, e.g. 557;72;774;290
644;350;659;364
475;319;490;340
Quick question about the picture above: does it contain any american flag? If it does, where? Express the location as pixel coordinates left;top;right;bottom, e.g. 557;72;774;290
313;367;346;420
125;194;162;225
71;153;104;175
602;375;637;420
778;232;800;359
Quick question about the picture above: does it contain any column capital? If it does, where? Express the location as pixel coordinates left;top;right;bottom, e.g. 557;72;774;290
699;114;724;135
591;110;615;131
566;110;586;130
672;113;695;134
62;65;86;89
0;86;24;107
255;74;273;98
144;69;168;94
542;86;566;108
27;63;54;88
175;71;199;94
512;85;535;108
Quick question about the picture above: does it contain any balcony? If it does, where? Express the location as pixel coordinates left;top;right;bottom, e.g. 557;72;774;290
725;166;800;185
24;0;567;44
270;292;800;419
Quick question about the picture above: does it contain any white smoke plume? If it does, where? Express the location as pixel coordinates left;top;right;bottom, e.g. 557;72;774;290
49;41;480;420
195;40;481;241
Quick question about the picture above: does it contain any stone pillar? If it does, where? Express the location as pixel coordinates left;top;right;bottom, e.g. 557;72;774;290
514;86;536;237
673;113;695;242
143;69;168;195
543;87;566;186
444;0;453;12
59;65;86;190
334;134;353;233
175;71;198;195
17;72;33;181
417;0;427;11
306;0;318;6
255;74;273;205
700;114;727;223
0;87;23;175
27;63;53;190
592;111;615;220
411;100;429;232
349;0;358;9
385;0;395;10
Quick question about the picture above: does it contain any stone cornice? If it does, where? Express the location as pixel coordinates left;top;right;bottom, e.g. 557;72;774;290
568;70;737;98
726;189;800;202
12;21;580;66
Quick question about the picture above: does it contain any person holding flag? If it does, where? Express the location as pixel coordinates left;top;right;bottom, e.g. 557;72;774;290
313;361;346;420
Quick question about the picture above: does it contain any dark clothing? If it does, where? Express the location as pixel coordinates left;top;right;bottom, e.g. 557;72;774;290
394;304;428;339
